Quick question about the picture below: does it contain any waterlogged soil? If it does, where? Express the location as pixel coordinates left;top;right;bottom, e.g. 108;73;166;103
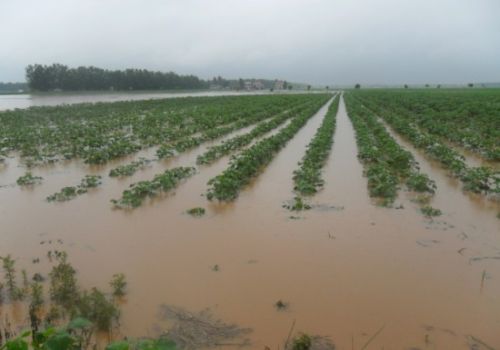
1;96;500;349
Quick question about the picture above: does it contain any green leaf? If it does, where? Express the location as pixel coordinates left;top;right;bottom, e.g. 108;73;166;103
4;338;28;350
43;331;75;350
67;317;93;330
105;341;129;350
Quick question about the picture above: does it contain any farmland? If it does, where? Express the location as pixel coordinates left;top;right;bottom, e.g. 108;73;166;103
0;90;499;350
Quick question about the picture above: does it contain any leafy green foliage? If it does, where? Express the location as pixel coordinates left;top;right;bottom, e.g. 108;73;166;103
109;158;151;177
78;288;119;331
49;253;79;312
206;95;331;201
345;93;436;206
47;175;102;202
282;197;312;211
292;333;312;350
110;273;127;297
0;94;317;165
186;207;206;217
112;167;195;208
1;255;24;301
196;99;319;165
349;89;500;197
420;205;442;217
16;172;43;186
293;96;339;195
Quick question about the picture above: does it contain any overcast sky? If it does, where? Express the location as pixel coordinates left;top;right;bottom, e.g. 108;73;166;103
1;0;499;85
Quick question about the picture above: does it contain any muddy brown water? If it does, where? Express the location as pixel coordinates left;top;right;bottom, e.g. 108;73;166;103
1;95;500;349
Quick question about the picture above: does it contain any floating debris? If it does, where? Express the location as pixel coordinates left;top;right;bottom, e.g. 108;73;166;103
158;305;252;349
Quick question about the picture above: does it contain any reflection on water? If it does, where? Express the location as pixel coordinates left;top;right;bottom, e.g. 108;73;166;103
0;96;499;349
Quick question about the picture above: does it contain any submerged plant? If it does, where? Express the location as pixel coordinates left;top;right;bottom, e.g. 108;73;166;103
274;300;289;311
17;172;43;186
109;158;151;177
420;205;442;217
110;273;127;297
47;175;102;202
1;254;23;300
186;207;205;217
112;167;195;208
283;197;312;211
292;333;312;350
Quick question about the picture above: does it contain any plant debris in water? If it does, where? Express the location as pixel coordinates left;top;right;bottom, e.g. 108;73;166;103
47;175;102;202
158;305;252;349
16;172;43;186
275;299;289;311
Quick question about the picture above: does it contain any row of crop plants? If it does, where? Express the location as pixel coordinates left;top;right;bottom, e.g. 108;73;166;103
196;96;329;165
28;94;331;206
350;89;500;161
349;92;500;197
205;95;332;201
155;95;317;160
344;93;437;208
292;95;340;195
0;94;313;165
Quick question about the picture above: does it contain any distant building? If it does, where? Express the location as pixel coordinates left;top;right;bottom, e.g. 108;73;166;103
274;80;285;90
243;80;265;90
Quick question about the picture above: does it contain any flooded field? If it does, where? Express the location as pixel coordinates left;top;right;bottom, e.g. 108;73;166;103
0;90;275;111
0;92;499;349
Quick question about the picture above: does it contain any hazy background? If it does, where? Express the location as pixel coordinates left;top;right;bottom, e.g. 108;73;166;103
1;0;499;85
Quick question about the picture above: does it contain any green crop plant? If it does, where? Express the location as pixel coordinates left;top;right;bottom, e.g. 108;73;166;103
17;172;43;186
0;94;322;166
109;158;151;177
47;175;102;202
348;89;500;198
344;93;436;206
186;207;206;217
293;95;339;195
420;205;442;217
110;273;127;297
112;167;195;208
207;95;331;201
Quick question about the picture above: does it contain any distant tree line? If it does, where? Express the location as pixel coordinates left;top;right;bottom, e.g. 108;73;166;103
0;82;27;93
26;63;209;91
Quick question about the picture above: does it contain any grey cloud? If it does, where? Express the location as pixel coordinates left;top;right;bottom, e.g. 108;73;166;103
1;0;499;85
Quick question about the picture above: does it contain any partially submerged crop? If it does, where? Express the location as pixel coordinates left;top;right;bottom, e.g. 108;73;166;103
109;157;151;177
345;93;437;206
283;197;312;211
207;96;331;201
110;273;127;297
111;167;195;208
292;333;312;350
17;172;43;186
186;207;206;217
420;205;442;217
293;96;339;195
47;175;102;202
